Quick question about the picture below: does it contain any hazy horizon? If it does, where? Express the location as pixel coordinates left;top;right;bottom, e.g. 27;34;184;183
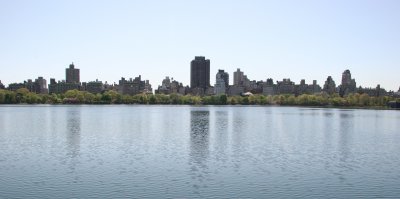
1;0;399;91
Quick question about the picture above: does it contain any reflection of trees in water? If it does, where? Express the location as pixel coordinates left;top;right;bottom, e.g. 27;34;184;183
189;110;210;195
66;107;81;172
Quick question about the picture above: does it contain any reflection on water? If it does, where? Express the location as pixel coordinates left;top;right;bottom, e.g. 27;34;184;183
66;107;81;158
0;106;399;198
66;107;81;174
189;110;210;194
337;110;355;183
214;111;229;155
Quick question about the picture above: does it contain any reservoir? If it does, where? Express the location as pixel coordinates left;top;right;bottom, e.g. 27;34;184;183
0;105;399;198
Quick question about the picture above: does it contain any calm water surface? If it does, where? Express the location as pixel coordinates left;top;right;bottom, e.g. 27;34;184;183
0;105;399;198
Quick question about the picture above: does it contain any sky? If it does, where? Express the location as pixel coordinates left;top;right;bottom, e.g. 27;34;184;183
1;0;399;91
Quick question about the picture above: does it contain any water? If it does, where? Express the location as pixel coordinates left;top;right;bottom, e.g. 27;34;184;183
0;105;399;198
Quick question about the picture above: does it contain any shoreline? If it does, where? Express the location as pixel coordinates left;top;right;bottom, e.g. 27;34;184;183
1;89;399;110
0;103;398;111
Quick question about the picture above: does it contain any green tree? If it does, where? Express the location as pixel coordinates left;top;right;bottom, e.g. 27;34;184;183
65;89;79;98
149;95;156;104
0;90;6;104
219;94;227;105
242;97;249;105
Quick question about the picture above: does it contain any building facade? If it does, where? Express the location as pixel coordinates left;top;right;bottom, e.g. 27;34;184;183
49;63;81;94
262;78;275;95
7;77;48;94
233;68;251;87
358;84;387;97
233;68;244;86
33;77;48;94
339;69;357;97
275;78;295;95
117;76;146;95
323;76;337;95
8;83;26;91
156;76;187;95
190;56;210;90
66;63;80;84
294;80;322;95
144;80;153;94
83;79;104;94
214;70;229;95
49;79;81;94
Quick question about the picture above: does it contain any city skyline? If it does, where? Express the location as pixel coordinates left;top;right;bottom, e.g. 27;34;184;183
2;59;397;98
1;60;399;92
1;1;400;90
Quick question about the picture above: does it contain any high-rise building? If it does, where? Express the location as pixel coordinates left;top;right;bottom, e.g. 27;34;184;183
233;68;251;89
214;70;229;95
233;68;244;86
144;80;153;94
190;56;210;89
220;70;229;88
66;63;80;83
49;63;81;94
339;69;357;97
323;76;336;94
34;77;48;94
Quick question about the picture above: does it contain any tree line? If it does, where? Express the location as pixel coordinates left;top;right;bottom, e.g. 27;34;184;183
0;88;398;107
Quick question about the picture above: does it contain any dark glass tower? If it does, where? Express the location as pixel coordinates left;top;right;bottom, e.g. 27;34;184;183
190;56;210;89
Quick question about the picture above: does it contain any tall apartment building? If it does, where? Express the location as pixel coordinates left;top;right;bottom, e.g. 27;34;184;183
214;70;229;95
323;76;336;95
49;63;81;94
34;77;48;94
66;63;80;83
233;68;244;86
339;69;357;97
190;56;210;89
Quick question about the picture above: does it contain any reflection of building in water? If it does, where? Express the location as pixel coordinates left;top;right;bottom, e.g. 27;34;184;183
66;107;81;163
214;111;229;153
189;110;210;196
338;111;354;158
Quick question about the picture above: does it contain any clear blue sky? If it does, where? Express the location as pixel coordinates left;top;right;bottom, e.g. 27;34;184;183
1;0;399;90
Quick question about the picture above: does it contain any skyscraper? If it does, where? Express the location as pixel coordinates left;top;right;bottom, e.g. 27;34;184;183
214;69;229;95
66;63;80;83
323;76;336;94
339;69;357;96
341;69;352;85
190;56;210;89
34;77;48;94
233;68;251;87
233;68;244;86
